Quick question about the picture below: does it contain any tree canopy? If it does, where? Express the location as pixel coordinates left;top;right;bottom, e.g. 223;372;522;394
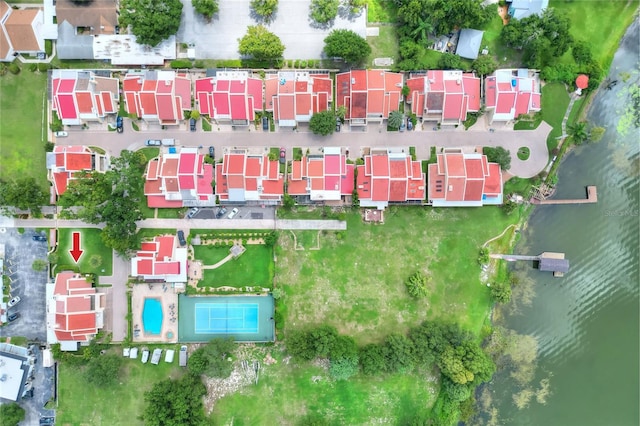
250;0;278;22
484;147;511;171
0;177;48;216
238;25;285;62
192;0;218;21
0;403;25;426
187;338;236;378
323;29;371;65
309;0;339;24
388;110;404;130
143;373;206;426
309;110;337;136
472;55;498;76
120;0;183;47
437;53;463;70
85;355;123;386
405;270;429;298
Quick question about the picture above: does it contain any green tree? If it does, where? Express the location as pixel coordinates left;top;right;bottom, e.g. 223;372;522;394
345;0;366;15
405;270;428;298
484;147;511;171
396;0;492;39
310;325;338;358
571;40;593;64
472;55;498;76
142;373;206;426
502;200;518;215
442;377;472;402
251;0;278;22
388;110;404;130
287;330;316;360
359;343;388;375
188;338;236;378
192;0;218;20
477;247;489;265
568;121;588;145
190;109;201;120
309;110;336;136
438;53;463;70
0;177;48;216
323;29;371;65
238;25;285;62
384;333;415;373
329;356;359;381
491;282;512;304
120;0;183;47
335;105;347;122
282;193;295;210
85;355;123;386
0;403;25;426
32;259;48;271
310;0;339;24
589;126;605;142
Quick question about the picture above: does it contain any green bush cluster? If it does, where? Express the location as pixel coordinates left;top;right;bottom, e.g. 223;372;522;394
170;59;192;69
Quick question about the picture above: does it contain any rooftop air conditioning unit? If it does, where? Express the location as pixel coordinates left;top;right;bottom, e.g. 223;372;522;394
165;80;171;86
351;78;356;84
456;79;461;85
448;185;453;191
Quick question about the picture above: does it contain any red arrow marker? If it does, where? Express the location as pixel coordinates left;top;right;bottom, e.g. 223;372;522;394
70;232;84;263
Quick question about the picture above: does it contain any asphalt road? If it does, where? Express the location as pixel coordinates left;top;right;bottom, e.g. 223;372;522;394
58;118;552;179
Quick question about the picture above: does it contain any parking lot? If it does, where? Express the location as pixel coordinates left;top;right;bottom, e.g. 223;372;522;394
0;228;49;342
188;205;276;221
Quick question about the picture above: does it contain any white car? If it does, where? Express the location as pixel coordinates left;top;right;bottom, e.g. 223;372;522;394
227;208;239;219
8;296;21;307
54;131;68;137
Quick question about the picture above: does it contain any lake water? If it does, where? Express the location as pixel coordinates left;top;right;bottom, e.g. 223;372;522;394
486;18;640;426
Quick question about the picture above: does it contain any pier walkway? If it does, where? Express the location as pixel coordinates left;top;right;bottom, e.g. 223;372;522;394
532;186;597;205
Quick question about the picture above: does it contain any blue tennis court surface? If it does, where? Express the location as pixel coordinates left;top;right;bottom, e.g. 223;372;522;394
194;303;259;334
179;295;275;342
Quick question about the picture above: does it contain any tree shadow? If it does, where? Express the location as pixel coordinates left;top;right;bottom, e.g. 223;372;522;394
248;9;278;25
308;15;335;31
337;5;364;22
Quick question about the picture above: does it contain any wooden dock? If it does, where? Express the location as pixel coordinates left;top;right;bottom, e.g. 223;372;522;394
490;252;570;277
532;186;597;205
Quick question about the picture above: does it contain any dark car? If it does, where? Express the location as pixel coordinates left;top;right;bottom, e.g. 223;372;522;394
279;147;286;164
177;230;186;246
145;139;161;146
8;312;20;322
116;116;124;133
209;146;215;158
190;118;196;132
32;235;46;242
262;116;269;131
336;117;341;132
216;207;227;219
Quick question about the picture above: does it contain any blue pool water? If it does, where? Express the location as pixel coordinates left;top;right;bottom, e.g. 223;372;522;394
142;298;163;335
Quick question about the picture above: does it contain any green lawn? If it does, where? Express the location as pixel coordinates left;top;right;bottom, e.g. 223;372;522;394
156;208;182;219
55;228;113;276
367;0;397;23
276;207;517;345
194;245;273;289
479;14;522;69
541;82;570;152
0;68;48;189
56;346;185;426
212;346;436;424
551;0;638;71
367;25;399;66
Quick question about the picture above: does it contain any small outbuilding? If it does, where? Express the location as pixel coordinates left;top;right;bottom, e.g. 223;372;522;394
456;29;484;60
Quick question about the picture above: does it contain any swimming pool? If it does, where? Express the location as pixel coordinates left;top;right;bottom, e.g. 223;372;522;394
142;298;163;335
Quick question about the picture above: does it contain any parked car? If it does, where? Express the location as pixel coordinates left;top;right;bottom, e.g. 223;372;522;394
161;138;175;146
190;118;196;132
54;131;68;138
262;116;269;131
279;147;286;164
407;118;413;131
32;235;46;242
216;207;227;219
209;146;215;158
227;208;239;219
179;345;188;367
116;116;124;133
8;312;20;322
177;230;186;246
186;207;199;219
8;296;21;308
336;117;341;132
145;139;161;146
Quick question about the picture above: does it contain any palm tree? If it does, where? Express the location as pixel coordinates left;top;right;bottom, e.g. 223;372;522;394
388;110;403;130
568;121;588;144
410;16;433;44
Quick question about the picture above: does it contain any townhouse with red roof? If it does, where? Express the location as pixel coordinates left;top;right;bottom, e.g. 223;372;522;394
427;148;503;207
0;1;44;62
51;69;119;126
265;71;333;127
288;147;355;202
130;235;188;283
123;70;191;125
406;70;480;126
46;271;106;351
485;68;541;123
195;70;263;126
46;145;109;197
335;70;403;126
356;149;426;210
144;147;215;208
215;149;284;204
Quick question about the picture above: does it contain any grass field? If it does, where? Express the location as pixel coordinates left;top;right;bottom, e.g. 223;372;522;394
541;82;570;151
0;69;48;189
194;245;273;289
212;345;437;424
367;25;399;66
56;346;185;425
55;228;113;276
276;207;517;345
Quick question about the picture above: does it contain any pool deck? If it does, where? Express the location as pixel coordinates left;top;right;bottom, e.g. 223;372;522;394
132;283;179;343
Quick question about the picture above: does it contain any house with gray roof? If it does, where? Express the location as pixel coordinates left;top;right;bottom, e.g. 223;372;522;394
508;0;549;20
456;29;484;60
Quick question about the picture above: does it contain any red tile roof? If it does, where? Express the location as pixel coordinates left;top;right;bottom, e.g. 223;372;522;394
124;71;188;124
52;272;102;343
131;235;186;281
51;70;119;124
49;146;97;196
266;72;332;125
485;69;541;121
195;72;262;123
428;152;503;206
216;151;284;201
287;151;353;201
335;71;403;122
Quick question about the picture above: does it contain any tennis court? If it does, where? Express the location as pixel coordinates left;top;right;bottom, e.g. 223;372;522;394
179;295;275;342
194;302;259;334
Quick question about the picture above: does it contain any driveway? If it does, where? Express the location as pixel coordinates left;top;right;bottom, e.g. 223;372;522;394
21;345;56;426
99;250;130;342
190;206;276;220
177;0;367;59
0;228;49;342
